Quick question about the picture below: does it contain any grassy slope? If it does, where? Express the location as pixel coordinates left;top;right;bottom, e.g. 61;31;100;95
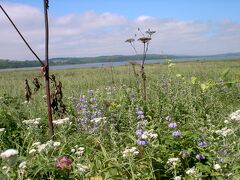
0;60;239;97
0;60;240;179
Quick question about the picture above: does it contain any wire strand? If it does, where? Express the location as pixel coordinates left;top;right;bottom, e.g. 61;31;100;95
0;4;45;66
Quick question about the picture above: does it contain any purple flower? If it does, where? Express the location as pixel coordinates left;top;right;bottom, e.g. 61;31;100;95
88;125;96;131
83;118;90;123
196;154;205;160
137;115;145;119
179;151;191;158
172;130;181;137
82;109;89;115
136;129;143;136
79;104;87;109
136;109;144;119
80;96;87;103
136;110;144;115
91;112;98;118
56;156;73;170
91;105;97;109
198;141;207;147
137;139;148;146
90;98;96;103
165;116;173;121
59;156;72;164
168;122;177;128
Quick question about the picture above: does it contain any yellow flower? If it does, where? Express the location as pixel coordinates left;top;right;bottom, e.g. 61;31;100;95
90;176;103;180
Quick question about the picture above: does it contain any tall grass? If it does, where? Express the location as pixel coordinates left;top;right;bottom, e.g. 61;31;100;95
0;60;239;179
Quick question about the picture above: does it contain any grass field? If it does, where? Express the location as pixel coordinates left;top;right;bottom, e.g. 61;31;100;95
0;60;240;179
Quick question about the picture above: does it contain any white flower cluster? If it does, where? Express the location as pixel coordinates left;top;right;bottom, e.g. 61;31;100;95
22;118;41;126
0;128;5;133
90;117;107;124
229;110;240;122
29;141;61;154
2;166;10;176
216;127;233;137
224;119;230;124
167;157;180;166
19;161;27;169
174;176;181;180
76;163;89;173
23;100;29;104
0;149;18;159
186;166;197;176
71;145;85;156
140;129;158;140
214;164;221;171
19;161;27;174
122;147;139;158
53;117;70;125
105;87;114;95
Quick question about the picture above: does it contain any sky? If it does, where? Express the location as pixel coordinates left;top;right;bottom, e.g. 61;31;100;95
0;0;240;60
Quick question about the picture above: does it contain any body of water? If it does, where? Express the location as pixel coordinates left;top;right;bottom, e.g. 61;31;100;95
0;56;239;72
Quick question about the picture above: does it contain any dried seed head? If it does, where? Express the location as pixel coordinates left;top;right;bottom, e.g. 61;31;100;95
146;29;156;36
125;38;135;43
33;78;41;92
138;28;145;36
25;79;32;102
138;37;151;43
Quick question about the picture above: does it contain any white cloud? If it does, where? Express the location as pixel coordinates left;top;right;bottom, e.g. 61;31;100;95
136;15;154;22
0;2;240;60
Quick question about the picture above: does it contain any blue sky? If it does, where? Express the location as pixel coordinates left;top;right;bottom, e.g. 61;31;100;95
6;0;240;22
1;0;240;60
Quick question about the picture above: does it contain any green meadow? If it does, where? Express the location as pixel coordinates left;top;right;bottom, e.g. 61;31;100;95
0;60;240;179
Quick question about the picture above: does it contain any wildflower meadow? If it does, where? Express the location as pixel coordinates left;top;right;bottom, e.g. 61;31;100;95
0;60;240;179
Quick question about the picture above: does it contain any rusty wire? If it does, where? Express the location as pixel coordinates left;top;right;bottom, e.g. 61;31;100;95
0;4;45;66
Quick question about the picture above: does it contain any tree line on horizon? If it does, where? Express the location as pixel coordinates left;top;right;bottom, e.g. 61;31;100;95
0;54;175;69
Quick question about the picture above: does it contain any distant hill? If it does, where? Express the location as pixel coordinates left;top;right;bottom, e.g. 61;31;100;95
49;54;177;64
0;53;240;69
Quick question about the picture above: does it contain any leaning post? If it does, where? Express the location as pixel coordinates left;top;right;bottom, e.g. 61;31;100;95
0;1;54;139
43;0;54;139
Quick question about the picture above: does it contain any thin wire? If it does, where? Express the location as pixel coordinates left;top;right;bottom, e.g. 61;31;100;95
0;4;45;66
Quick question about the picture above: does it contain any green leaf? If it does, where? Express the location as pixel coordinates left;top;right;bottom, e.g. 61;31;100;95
146;115;152;121
235;69;240;78
191;76;197;84
176;74;182;78
127;134;136;142
200;83;207;91
201;80;215;91
100;143;108;159
221;68;230;78
196;163;211;173
225;82;234;88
